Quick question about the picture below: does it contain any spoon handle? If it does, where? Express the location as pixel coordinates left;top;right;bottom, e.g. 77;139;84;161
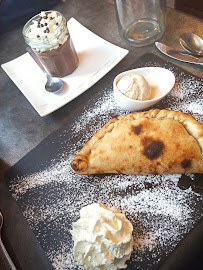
0;238;17;270
26;46;50;75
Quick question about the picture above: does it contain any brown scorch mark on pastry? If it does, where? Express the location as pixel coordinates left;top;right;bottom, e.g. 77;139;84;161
142;138;164;160
71;157;87;172
112;115;120;120
131;125;142;135
71;160;81;171
181;159;191;168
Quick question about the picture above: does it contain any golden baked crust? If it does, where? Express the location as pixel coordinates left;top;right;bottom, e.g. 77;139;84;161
71;109;203;175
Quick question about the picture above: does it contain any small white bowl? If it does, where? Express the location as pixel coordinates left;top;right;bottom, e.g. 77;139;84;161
113;67;175;111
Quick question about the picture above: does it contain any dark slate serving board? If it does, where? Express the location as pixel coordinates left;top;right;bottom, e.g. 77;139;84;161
5;54;203;270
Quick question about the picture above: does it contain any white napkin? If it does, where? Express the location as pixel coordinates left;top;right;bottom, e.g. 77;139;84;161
1;18;128;117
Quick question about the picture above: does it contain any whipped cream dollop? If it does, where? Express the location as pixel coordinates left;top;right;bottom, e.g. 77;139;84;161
70;202;133;270
24;11;68;52
117;74;151;101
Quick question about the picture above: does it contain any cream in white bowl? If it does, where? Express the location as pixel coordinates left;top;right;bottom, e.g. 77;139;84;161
113;67;175;111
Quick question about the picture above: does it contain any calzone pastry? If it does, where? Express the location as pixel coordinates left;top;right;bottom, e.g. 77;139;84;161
71;109;203;175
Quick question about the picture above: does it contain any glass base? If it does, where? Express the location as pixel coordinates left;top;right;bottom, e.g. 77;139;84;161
123;19;164;47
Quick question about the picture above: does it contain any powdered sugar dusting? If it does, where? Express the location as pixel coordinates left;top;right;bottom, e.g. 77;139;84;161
8;57;203;270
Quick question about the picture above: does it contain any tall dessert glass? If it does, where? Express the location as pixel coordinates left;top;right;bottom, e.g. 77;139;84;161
23;11;79;77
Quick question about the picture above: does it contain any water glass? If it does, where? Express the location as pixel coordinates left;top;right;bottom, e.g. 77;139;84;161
114;0;166;47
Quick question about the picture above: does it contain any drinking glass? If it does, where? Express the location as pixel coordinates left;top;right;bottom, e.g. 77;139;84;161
23;11;78;77
114;0;166;47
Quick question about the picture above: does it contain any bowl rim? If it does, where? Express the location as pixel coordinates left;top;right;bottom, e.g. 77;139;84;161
113;67;175;104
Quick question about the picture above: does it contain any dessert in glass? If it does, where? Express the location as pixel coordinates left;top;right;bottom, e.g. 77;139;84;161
23;11;79;77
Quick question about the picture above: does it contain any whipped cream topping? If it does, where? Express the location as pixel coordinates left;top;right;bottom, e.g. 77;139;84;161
24;11;68;53
70;202;133;270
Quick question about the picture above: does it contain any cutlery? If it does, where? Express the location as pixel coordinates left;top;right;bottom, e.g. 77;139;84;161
179;33;203;56
0;211;17;270
155;42;203;66
26;46;64;93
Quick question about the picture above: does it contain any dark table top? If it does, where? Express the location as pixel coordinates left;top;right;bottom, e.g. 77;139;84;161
0;0;202;269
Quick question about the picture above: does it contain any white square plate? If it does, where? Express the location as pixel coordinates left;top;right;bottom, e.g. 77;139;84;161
1;18;128;117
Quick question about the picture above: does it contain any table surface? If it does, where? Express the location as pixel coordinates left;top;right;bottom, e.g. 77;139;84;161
0;0;202;269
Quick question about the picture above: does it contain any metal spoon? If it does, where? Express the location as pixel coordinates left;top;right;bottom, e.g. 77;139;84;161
26;46;64;93
0;211;17;270
179;33;203;56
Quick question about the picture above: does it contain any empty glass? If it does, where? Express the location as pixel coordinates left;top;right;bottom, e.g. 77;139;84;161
114;0;166;47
